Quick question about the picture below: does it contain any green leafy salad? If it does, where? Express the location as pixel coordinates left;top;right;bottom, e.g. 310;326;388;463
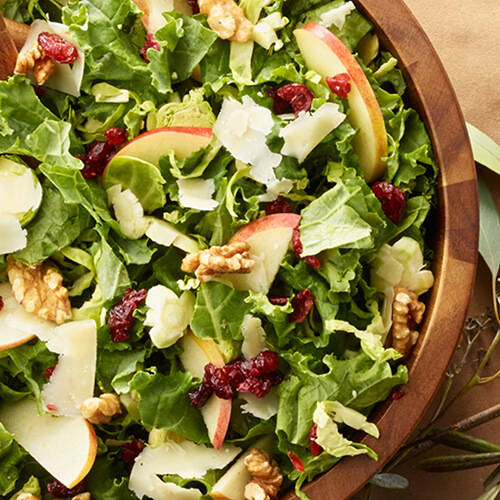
0;0;438;498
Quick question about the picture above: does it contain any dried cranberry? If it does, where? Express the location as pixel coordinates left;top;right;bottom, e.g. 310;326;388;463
265;196;293;215
292;226;321;269
104;127;128;147
0;296;3;312
268;296;288;306
141;34;160;63
267;88;291;115
392;390;405;400
247;350;279;375
276;83;314;117
188;383;214;409
237;373;274;398
289;289;314;323
43;364;57;379
287;450;305;472
38;32;79;64
203;363;234;399
45;403;58;412
224;361;246;387
187;0;200;14
326;73;351;98
121;438;145;466
46;479;85;497
33;85;46;97
372;181;407;224
79;140;116;179
309;424;323;456
108;288;147;342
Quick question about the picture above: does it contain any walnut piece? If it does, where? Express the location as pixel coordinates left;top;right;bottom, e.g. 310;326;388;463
244;448;283;500
199;0;254;43
14;41;55;85
390;286;426;358
6;256;72;325
181;242;254;282
81;393;122;424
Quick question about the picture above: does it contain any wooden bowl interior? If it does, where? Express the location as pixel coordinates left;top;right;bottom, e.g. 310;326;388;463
284;1;478;499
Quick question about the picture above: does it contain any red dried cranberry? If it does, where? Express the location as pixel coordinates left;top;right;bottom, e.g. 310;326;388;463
372;181;407;224
0;295;3;312
309;424;323;456
267;88;291;115
392;390;405;400
237;373;274;398
108;288;147;342
289;289;314;323
203;363;234;399
265;196;293;215
104;127;128;147
326;73;351;98
45;403;58;412
33;85;46;97
38;32;79;64
287;450;305;472
188;383;214;409
224;360;246;387
276;83;314;117
79;140;116;179
121;438;145;466
141;34;160;63
248;351;279;375
43;364;57;379
186;0;200;14
46;479;85;497
268;296;288;306
292;226;321;269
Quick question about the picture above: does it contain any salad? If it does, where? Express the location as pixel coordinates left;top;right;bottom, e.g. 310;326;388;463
0;0;437;499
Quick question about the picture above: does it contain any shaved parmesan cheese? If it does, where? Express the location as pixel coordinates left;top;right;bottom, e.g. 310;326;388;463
213;97;282;189
279;103;346;163
0;214;27;254
319;1;356;30
0;169;42;216
177;178;218;211
241;389;279;419
107;185;150;239
241;315;266;360
18;20;84;97
41;320;97;416
145;217;201;253
129;440;241;500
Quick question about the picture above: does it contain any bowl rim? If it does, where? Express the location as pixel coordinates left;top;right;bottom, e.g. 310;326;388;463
284;1;479;498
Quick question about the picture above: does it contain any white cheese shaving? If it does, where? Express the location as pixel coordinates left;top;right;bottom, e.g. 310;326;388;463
19;20;84;97
319;1;356;30
0;214;27;254
241;389;279;419
279;102;346;163
241;315;266;360
177;178;219;211
213;96;282;189
145;217;200;253
0;169;42;215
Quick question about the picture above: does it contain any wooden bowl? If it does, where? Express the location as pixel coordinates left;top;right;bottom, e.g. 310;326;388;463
0;2;478;498
284;1;478;498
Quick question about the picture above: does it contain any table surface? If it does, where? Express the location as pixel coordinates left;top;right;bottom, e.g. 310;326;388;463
368;1;500;498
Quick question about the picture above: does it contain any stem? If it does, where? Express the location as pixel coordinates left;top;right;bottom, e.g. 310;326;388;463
416;451;500;472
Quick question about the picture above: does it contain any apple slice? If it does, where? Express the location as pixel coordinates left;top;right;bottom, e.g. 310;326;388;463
0;398;97;488
294;23;388;183
133;0;193;34
220;213;300;293
179;331;232;449
210;436;272;500
114;127;213;167
41;320;97;417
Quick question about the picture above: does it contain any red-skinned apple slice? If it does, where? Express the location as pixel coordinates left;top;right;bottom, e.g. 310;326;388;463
0;398;97;488
179;331;232;450
294;23;388;183
220;213;301;293
113;127;213;167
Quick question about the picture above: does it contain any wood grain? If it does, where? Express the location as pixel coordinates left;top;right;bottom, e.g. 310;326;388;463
0;13;19;80
284;0;478;498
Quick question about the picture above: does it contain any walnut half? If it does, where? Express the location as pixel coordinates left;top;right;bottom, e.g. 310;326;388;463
81;393;122;424
14;41;55;85
244;448;283;500
390;286;426;358
181;242;254;282
6;256;72;325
